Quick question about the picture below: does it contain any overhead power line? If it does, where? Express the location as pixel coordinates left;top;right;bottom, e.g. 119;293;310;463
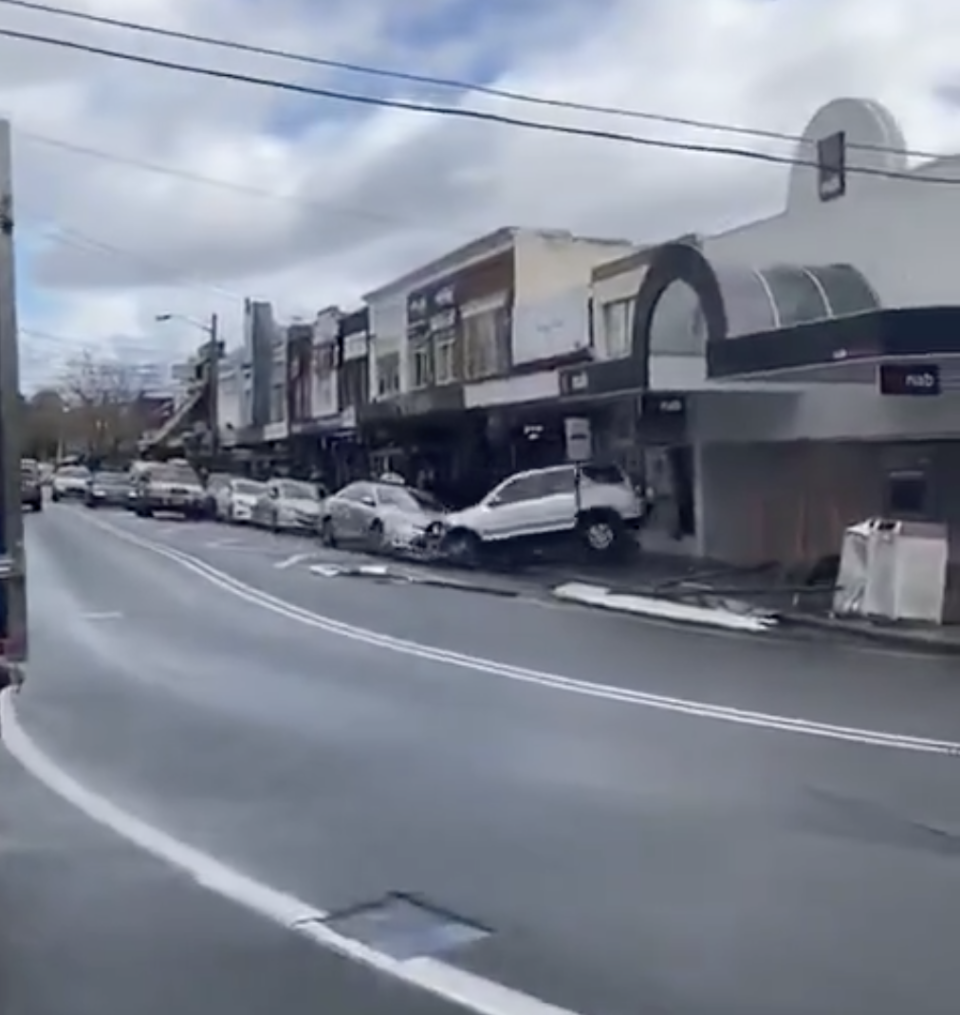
0;0;941;161
18;130;408;225
0;26;955;185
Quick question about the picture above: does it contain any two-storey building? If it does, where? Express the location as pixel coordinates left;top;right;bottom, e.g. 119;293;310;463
360;226;634;505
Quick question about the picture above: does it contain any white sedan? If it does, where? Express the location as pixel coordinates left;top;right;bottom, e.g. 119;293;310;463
253;479;322;532
216;478;266;524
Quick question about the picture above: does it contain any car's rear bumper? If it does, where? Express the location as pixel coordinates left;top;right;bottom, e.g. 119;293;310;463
141;498;206;513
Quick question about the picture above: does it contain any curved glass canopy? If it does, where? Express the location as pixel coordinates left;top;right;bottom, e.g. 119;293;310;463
719;262;880;339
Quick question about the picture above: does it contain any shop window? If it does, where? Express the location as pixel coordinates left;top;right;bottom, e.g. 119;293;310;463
411;342;433;389
434;335;457;385
313;343;336;375
463;308;499;379
376;352;400;397
601;299;633;359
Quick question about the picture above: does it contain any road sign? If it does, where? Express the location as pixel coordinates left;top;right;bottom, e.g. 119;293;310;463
564;417;592;462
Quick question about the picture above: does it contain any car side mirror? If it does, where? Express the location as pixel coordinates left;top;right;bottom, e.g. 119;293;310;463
269;489;279;499
361;495;376;507
486;494;503;508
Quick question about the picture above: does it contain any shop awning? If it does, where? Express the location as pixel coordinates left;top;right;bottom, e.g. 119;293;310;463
707;305;960;384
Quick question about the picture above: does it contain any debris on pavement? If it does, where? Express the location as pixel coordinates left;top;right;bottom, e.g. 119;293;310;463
552;582;779;632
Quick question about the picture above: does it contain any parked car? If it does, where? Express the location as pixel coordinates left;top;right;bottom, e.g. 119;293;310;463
51;464;91;502
20;459;42;512
252;478;322;532
203;472;234;519
320;480;446;552
215;477;266;524
429;463;645;565
130;461;207;518
84;470;130;508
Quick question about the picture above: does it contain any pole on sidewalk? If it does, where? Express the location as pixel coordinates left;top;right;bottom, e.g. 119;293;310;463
0;118;27;677
208;312;219;463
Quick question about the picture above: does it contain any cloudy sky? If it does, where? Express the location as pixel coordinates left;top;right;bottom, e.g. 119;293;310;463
1;0;957;388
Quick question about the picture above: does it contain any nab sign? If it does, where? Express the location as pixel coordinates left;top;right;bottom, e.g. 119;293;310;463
879;363;941;396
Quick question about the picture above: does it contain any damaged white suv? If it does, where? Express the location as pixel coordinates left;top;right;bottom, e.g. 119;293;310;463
431;463;645;565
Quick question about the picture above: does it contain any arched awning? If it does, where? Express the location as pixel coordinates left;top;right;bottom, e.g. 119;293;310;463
714;262;881;338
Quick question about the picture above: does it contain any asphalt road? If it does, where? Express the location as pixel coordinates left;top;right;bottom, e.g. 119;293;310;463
5;503;960;1015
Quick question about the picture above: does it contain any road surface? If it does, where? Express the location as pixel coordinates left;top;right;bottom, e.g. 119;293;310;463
5;503;960;1015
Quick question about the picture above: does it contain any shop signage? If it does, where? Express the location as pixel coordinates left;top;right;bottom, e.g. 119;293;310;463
879;363;940;396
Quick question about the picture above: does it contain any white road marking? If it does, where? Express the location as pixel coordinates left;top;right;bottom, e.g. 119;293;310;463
0;690;573;1015
275;552;312;570
79;611;123;621
77;511;960;756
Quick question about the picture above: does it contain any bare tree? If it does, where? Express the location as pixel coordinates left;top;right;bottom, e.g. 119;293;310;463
59;352;147;460
21;387;65;460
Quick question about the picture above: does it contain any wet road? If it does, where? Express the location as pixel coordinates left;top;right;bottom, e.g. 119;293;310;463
5;504;960;1015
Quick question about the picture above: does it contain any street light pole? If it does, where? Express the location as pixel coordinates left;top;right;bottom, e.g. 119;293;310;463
208;312;219;462
155;311;220;464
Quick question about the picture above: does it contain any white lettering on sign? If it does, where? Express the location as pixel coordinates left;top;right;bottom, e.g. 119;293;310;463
905;372;936;388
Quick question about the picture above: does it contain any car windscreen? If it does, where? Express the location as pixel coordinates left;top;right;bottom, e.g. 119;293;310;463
376;485;446;513
234;481;264;496
153;467;199;484
56;466;89;478
279;481;317;500
94;472;128;486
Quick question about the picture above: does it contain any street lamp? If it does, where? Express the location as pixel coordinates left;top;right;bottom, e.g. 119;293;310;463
154;312;215;337
155;311;220;458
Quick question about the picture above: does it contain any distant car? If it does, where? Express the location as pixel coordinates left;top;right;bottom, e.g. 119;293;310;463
319;480;446;552
84;470;130;508
203;473;234;519
252;478;322;532
20;459;42;512
51;464;91;502
131;462;207;519
215;477;266;524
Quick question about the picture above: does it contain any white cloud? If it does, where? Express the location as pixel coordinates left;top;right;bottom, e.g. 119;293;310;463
4;0;959;388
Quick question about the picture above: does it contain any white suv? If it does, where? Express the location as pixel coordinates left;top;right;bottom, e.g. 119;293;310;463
433;463;644;564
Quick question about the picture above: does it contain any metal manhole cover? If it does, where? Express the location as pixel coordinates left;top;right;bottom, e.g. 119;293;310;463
319;892;491;960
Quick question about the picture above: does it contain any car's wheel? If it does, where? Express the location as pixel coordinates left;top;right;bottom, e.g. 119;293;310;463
51;492;60;503
578;510;624;557
32;499;42;512
319;516;336;547
441;528;482;568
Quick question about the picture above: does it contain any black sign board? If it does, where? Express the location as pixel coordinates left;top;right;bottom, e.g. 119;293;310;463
817;131;846;203
879;362;941;396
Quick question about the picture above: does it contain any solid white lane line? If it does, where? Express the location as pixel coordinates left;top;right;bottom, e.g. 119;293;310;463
75;511;960;756
0;690;573;1015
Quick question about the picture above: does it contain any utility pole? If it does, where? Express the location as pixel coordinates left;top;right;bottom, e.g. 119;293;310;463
208;312;219;463
0;118;28;684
